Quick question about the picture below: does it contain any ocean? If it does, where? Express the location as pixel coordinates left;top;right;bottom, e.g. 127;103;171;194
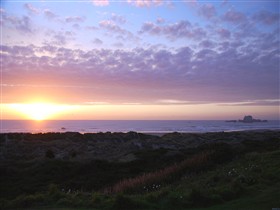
1;120;279;134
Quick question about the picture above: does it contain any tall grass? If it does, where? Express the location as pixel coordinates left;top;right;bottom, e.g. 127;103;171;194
104;151;212;194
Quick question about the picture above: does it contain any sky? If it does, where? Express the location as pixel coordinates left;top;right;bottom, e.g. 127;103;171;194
0;0;279;120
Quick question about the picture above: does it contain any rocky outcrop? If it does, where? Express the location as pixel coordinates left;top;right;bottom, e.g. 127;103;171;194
226;116;267;123
239;115;267;123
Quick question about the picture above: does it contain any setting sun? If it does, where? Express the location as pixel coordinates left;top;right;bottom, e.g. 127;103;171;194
9;103;75;121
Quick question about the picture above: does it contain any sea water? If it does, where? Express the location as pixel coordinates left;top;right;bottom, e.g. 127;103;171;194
1;120;279;133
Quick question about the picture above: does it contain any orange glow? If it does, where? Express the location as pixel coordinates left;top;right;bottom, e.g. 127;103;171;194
8;103;76;121
1;103;278;120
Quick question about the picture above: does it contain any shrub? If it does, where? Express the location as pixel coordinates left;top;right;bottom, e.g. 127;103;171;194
189;188;206;205
145;189;168;202
91;192;103;205
48;183;64;201
188;188;221;207
205;143;234;164
113;194;144;210
167;191;191;208
216;180;244;201
10;193;46;208
45;149;55;159
56;197;72;206
70;150;77;158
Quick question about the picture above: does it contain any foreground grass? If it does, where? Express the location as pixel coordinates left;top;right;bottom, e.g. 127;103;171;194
2;148;280;210
190;183;280;210
186;150;280;210
1;131;279;209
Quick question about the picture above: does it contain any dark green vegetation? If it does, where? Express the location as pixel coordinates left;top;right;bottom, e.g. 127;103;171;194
0;131;279;209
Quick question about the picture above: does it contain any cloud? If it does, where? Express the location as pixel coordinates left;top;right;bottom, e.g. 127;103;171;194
218;99;280;106
140;20;206;40
156;99;198;105
113;42;124;48
199;4;216;19
86;26;98;31
127;0;163;7
50;35;67;46
2;14;34;34
17;16;33;33
84;101;110;105
111;13;126;24
99;20;139;42
253;10;279;25
199;40;216;48
216;28;231;39
92;0;109;6
93;38;103;45
195;48;217;60
24;3;40;14
223;10;246;23
99;20;124;33
44;9;57;20
72;23;81;30
156;18;165;24
44;30;75;46
65;16;85;23
184;0;198;8
2;40;278;104
221;0;229;7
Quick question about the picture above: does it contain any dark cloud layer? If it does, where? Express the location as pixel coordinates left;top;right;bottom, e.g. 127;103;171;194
2;40;278;104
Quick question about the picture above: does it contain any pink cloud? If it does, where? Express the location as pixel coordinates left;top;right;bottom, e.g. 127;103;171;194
92;0;109;6
127;0;163;7
24;3;40;14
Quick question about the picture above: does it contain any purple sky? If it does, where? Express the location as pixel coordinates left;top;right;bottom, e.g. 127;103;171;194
1;0;279;119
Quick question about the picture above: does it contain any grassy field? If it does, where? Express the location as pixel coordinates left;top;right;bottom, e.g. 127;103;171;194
0;131;279;209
